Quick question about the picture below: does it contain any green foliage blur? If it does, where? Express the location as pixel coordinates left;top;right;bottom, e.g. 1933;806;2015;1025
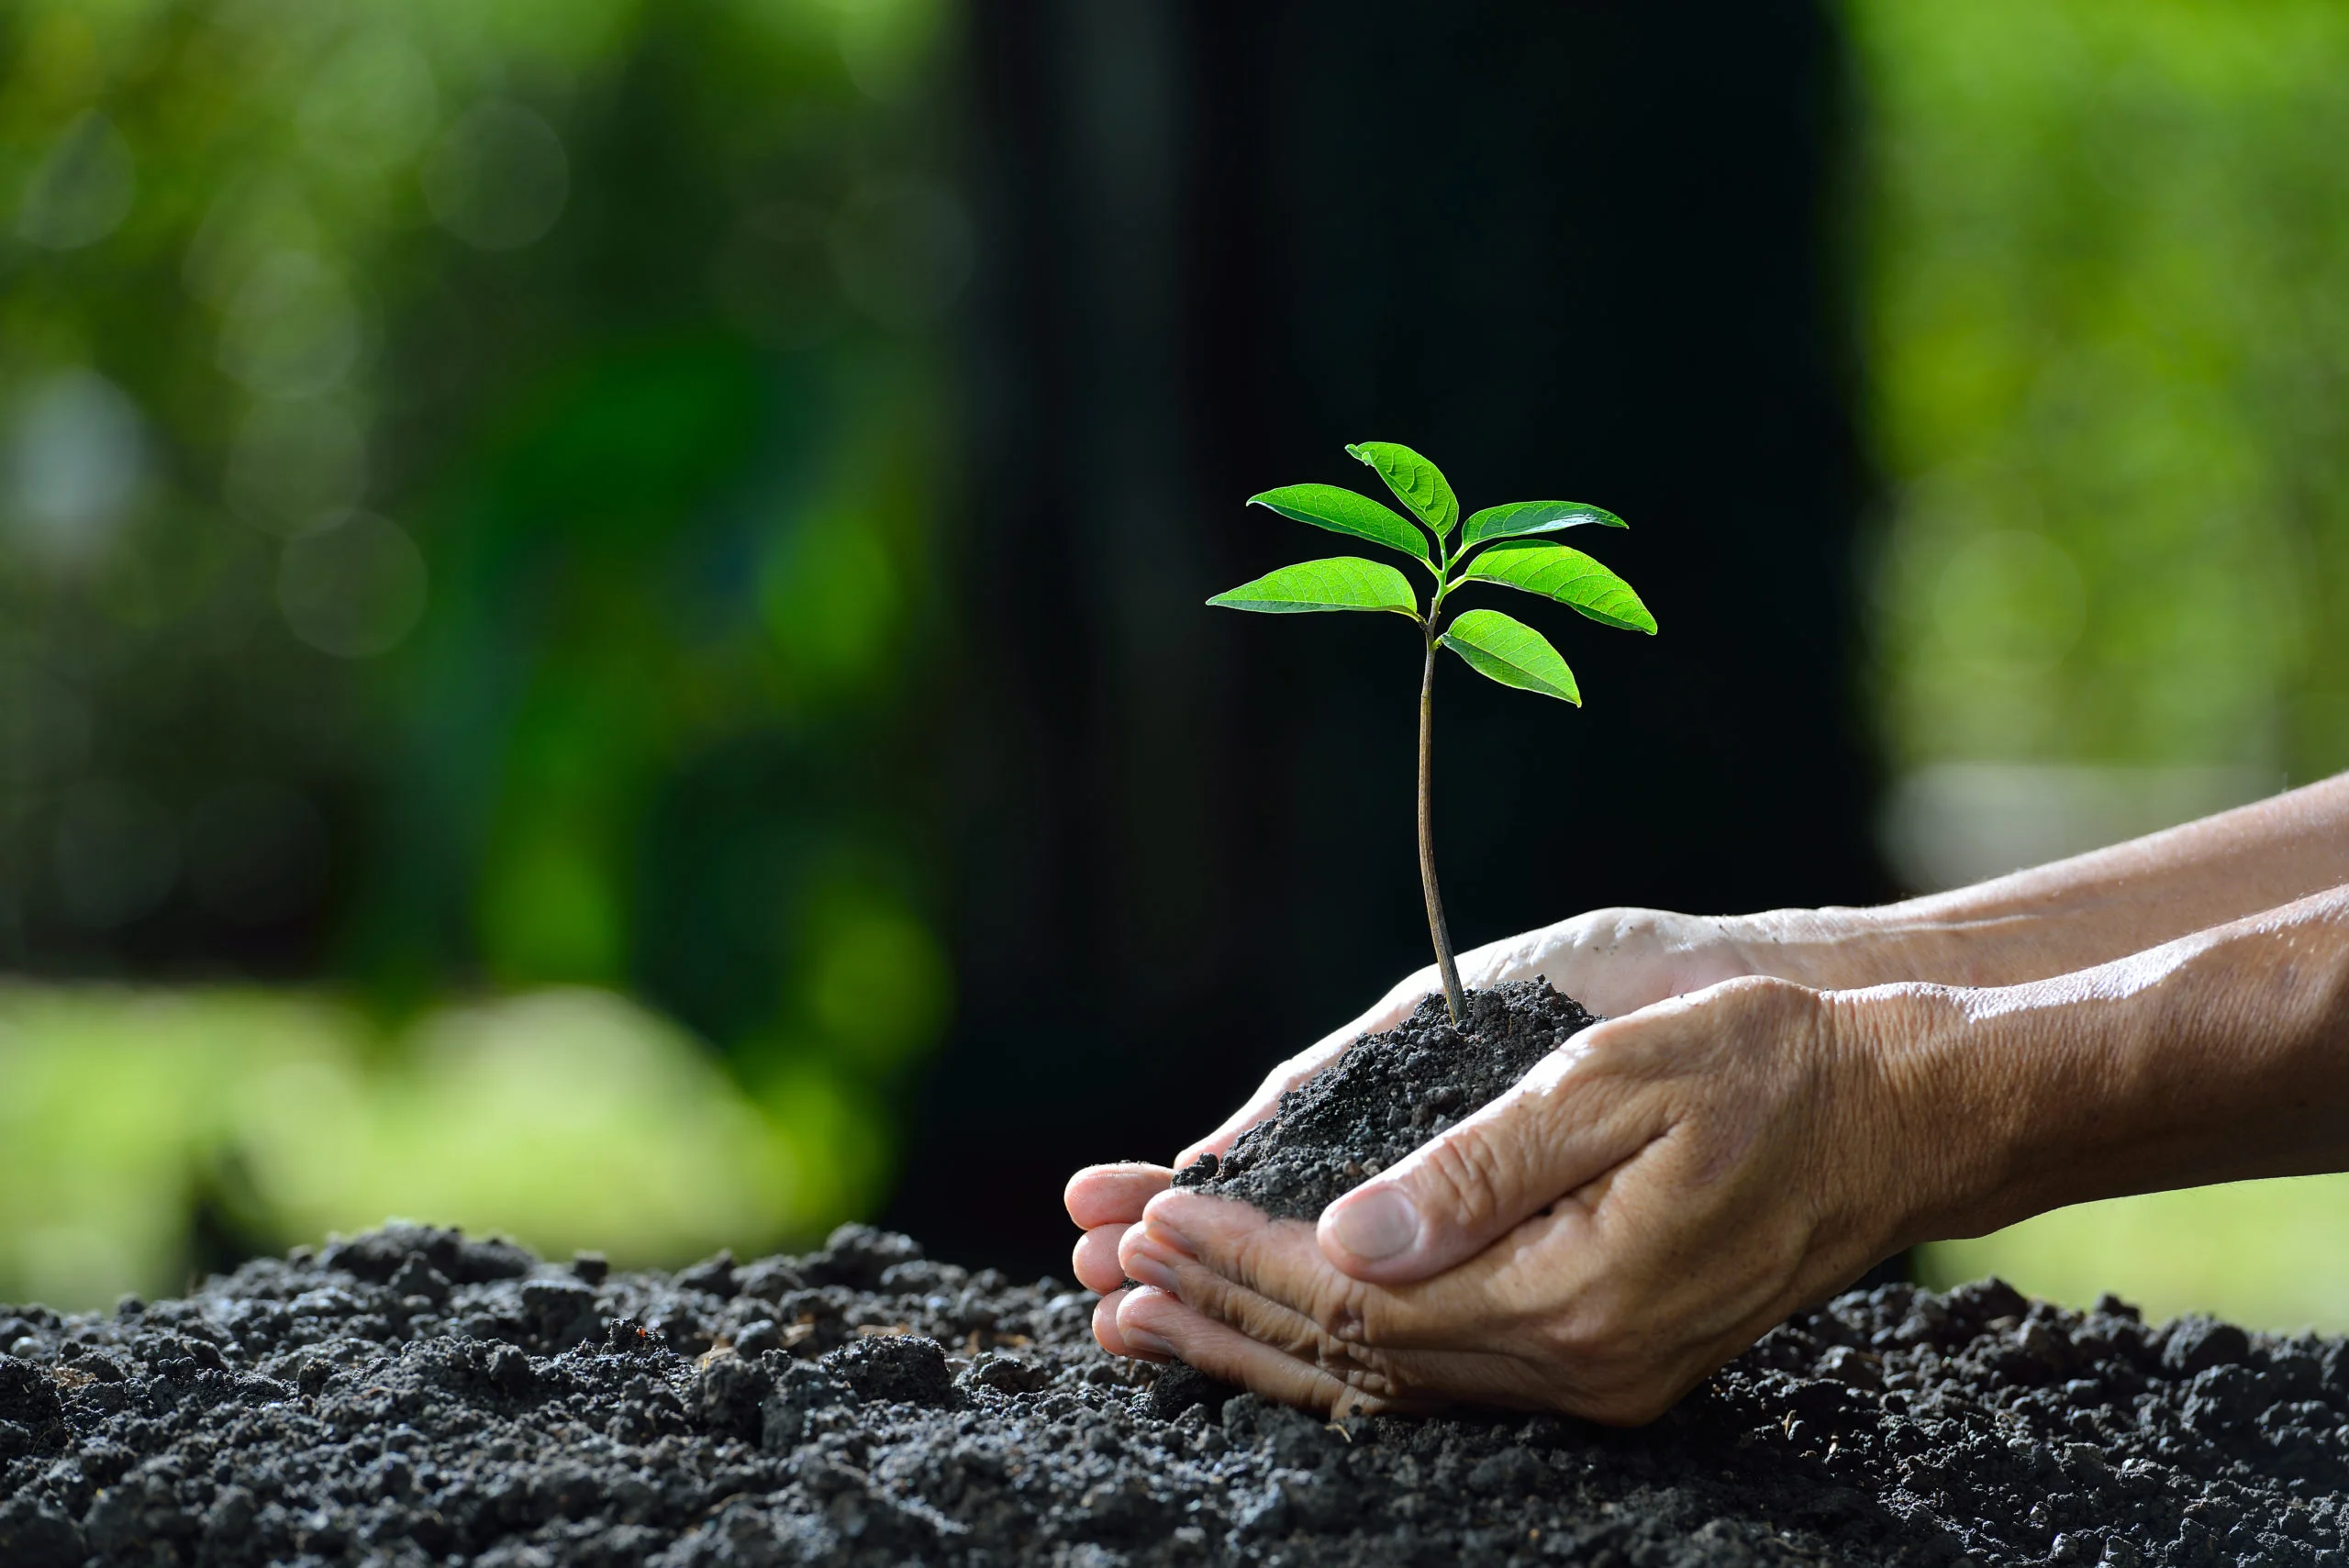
1854;0;2349;1329
0;985;883;1309
1858;0;2349;780
6;0;2348;1332
0;0;958;1306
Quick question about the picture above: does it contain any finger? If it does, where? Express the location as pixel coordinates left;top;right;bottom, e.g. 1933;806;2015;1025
1145;1184;1600;1355
1064;1163;1172;1229
1455;923;1570;991
1134;1195;1643;1414
1315;1028;1661;1284
1130;1195;1365;1349
1126;1210;1376;1369
1091;1286;1163;1361
1178;940;1586;1173
1116;1287;1405;1418
1071;1223;1132;1296
1174;1041;1346;1169
1173;975;1439;1169
1146;1173;1644;1361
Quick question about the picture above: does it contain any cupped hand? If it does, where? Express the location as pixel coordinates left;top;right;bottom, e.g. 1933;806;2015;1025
1108;975;1952;1423
1064;907;1776;1351
1184;907;1770;1171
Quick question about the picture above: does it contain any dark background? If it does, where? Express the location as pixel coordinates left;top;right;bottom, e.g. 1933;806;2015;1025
0;0;1905;1306
889;0;1889;1274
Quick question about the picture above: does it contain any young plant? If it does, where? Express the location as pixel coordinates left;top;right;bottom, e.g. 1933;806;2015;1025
1208;442;1655;1028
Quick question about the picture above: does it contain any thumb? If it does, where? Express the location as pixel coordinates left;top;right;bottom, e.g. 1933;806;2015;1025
1315;1037;1656;1284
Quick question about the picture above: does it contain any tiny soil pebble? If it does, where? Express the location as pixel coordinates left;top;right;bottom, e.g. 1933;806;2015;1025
1174;977;1598;1218
0;1220;2343;1565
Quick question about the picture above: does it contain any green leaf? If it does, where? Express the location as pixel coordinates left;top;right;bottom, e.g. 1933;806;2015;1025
1459;541;1656;633
1439;608;1579;704
1247;484;1431;564
1207;557;1420;617
1345;442;1458;539
1459;501;1627;549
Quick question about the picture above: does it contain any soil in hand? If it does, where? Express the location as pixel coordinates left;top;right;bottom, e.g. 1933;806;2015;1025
0;1224;2343;1564
1174;978;1598;1219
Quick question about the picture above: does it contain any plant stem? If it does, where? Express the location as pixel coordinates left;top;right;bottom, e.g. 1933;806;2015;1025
1418;627;1470;1028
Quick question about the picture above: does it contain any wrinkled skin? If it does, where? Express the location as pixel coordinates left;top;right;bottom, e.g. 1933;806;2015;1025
1097;977;1932;1423
1069;777;2349;1423
1068;907;1765;1383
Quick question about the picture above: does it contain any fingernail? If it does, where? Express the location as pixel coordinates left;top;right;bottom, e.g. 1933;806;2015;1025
1143;1209;1197;1256
1325;1185;1420;1262
1120;1324;1174;1359
1121;1241;1177;1293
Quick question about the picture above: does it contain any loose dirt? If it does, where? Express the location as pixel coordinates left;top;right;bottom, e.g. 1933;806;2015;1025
1173;978;1598;1218
0;1218;2342;1565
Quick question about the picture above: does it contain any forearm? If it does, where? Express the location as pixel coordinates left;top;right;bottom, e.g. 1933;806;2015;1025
1726;772;2349;990
1876;884;2349;1244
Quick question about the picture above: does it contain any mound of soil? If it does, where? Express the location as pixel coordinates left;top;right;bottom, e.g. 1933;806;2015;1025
1174;979;1598;1219
2;1223;2343;1566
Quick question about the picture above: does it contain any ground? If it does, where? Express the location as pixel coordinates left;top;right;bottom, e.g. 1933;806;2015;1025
0;1220;2342;1566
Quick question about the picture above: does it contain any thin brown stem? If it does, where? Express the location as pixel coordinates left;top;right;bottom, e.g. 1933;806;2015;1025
1419;628;1469;1026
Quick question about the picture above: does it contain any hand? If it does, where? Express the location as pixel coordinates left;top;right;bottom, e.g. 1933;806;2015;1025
1063;908;1776;1354
1108;976;1943;1423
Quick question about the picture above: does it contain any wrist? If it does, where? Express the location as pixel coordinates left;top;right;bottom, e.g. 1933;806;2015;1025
1813;984;1990;1255
1816;895;2349;1255
1725;899;2061;992
1851;974;2138;1249
1717;906;1927;991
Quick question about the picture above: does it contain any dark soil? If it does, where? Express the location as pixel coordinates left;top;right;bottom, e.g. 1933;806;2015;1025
1174;979;1598;1219
3;1223;2343;1566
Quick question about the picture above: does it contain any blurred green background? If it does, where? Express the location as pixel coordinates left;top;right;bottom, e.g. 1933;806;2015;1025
1857;0;2349;1329
1;0;2345;1331
1;0;949;1307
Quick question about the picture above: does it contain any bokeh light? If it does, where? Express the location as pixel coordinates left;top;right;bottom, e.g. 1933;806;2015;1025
225;397;369;536
0;986;873;1311
276;511;429;658
420;102;569;252
1;0;2343;1338
3;368;145;569
14;110;135;251
0;0;957;1304
1857;0;2349;1328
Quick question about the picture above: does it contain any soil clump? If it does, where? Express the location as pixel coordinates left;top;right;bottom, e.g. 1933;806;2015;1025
1;1222;2343;1565
1174;978;1598;1218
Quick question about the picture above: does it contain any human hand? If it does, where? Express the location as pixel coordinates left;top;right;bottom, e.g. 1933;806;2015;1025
1108;976;1946;1423
1186;908;1774;1167
1063;909;1781;1360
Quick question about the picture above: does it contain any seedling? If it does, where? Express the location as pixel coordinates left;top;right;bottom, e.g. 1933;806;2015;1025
1208;442;1655;1027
